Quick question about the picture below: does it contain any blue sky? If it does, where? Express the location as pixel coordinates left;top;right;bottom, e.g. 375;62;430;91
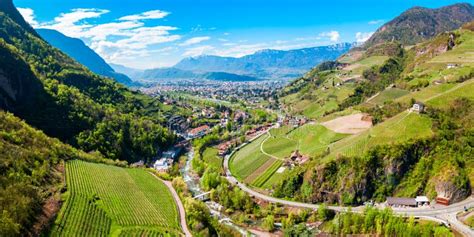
14;0;473;69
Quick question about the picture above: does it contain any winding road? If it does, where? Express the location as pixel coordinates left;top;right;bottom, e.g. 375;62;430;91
224;144;474;236
150;173;192;237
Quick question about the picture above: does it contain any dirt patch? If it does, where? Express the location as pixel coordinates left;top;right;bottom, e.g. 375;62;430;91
244;158;276;183
32;195;62;235
321;113;373;134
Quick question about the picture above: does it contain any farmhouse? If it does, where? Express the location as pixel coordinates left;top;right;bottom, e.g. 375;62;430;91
447;63;458;69
412;102;425;113
386;197;417;208
187;125;211;139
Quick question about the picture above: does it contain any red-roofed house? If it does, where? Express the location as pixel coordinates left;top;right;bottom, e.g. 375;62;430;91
187;125;211;139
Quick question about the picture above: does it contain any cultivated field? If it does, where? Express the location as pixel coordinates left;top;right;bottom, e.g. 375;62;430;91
321;113;373;134
51;160;180;236
230;124;347;188
325;111;433;161
365;88;410;106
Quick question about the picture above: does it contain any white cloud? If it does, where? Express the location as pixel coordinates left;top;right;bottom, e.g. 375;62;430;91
355;32;374;43
17;8;39;27
183;45;215;57
119;10;169;21
319;31;340;42
368;20;384;25
43;8;110;37
179;36;211;46
34;8;180;67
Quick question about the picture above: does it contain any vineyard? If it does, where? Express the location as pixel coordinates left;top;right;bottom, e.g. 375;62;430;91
325;111;433;161
50;160;181;236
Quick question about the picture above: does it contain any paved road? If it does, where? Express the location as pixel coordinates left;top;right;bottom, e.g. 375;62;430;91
150;173;192;237
223;146;474;236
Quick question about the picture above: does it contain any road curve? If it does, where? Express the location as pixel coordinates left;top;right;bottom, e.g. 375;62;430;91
150;173;193;237
223;142;474;236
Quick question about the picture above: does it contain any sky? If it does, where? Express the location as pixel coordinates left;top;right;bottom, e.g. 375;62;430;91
14;0;473;69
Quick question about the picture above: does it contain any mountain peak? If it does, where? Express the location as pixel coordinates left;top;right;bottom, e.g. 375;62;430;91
0;0;38;36
364;3;474;47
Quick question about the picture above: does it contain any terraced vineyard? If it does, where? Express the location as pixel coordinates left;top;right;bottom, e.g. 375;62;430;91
325;111;433;161
51;160;180;236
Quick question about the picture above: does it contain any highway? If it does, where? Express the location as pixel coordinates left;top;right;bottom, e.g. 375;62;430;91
223;142;474;236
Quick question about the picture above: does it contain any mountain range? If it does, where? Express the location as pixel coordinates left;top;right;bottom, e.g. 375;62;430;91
113;43;356;82
36;29;138;86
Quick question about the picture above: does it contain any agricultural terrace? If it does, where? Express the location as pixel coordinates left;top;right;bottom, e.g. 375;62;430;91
325;111;433;161
230;124;347;189
395;79;474;109
364;88;410;106
51;160;180;236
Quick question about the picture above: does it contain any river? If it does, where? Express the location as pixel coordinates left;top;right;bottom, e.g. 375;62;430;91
181;147;253;236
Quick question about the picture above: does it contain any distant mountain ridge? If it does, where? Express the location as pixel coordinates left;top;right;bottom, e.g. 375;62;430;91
174;43;355;80
37;29;138;86
112;65;260;82
364;3;474;47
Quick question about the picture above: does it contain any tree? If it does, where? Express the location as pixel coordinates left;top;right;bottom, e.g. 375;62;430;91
262;215;275;232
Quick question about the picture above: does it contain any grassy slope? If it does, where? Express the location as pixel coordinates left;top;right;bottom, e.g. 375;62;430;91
326;111;433;161
51;160;180;236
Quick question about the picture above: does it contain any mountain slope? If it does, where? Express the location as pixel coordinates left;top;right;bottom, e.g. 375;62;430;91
0;1;177;163
174;43;355;80
364;3;474;47
36;29;137;86
140;67;197;81
110;63;145;79
273;22;474;206
0;111;121;236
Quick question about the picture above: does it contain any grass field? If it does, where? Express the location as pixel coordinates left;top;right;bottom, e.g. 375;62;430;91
201;147;222;170
366;88;410;105
395;79;474;109
51;160;180;236
326;111;433;161
289;124;348;156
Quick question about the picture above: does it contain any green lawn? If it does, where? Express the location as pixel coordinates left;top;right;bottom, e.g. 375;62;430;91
51;160;180;236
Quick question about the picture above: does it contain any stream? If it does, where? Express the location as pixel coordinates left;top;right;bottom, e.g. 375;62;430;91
181;147;253;236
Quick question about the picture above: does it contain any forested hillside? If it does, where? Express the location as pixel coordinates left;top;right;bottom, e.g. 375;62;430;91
0;111;124;236
364;3;474;47
37;29;137;87
0;1;181;163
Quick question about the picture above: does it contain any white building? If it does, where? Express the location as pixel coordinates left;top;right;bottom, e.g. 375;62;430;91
415;196;430;206
412;102;425;113
154;158;170;172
